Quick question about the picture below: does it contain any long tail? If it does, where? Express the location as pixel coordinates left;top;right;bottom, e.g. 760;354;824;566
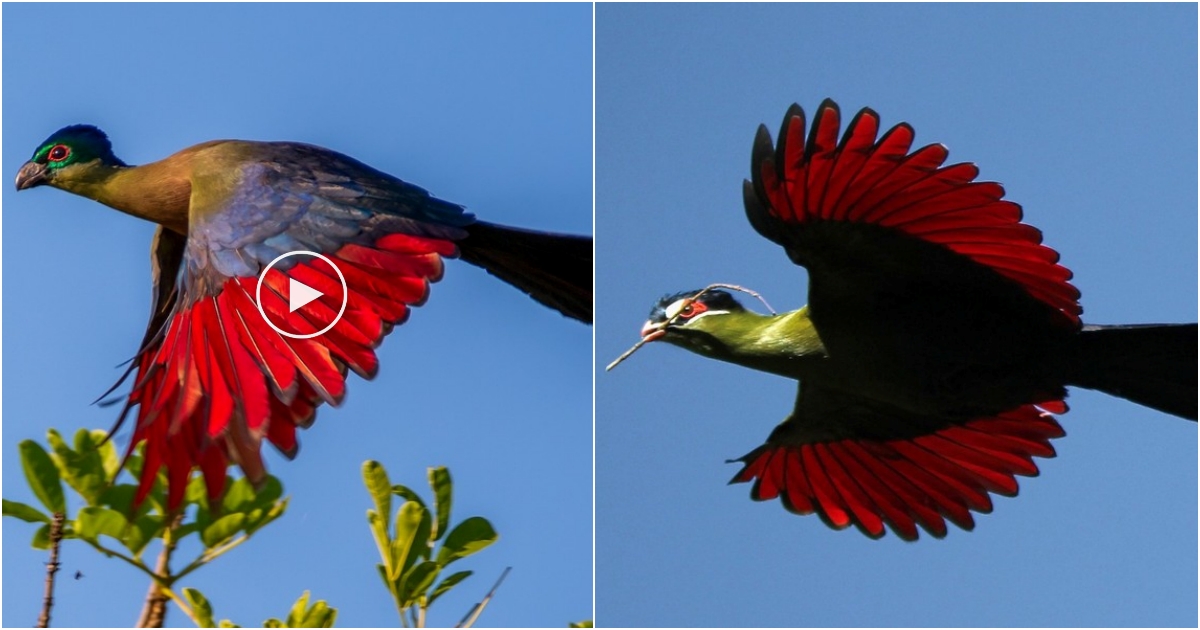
1067;324;1197;420
457;221;592;323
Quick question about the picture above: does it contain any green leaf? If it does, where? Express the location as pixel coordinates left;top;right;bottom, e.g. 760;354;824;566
20;440;65;513
264;619;284;628
367;510;390;568
201;513;246;548
296;602;332;628
185;473;211;508
66;427;110;501
92;430;121;480
125;451;144;481
569;621;594;628
428;570;473;606
175;521;201;541
391;484;427;512
54;429;109;505
399;561;439;607
303;600;336;628
375;563;392;594
183;587;216;628
429;466;452;542
362;461;392;532
75;506;128;544
221;478;256;513
287;591;311;624
244;498;285;534
246;496;288;535
285;591;337;628
125;514;164;558
249;476;284;510
389;502;426;582
32;523;52;550
436;517;497;567
409;505;433;566
99;483;138;515
46;428;69;455
3;499;50;524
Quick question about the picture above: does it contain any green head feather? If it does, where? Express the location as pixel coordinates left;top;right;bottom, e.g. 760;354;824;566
31;125;125;170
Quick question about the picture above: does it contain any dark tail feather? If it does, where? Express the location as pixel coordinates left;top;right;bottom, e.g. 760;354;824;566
457;221;592;323
1067;324;1197;420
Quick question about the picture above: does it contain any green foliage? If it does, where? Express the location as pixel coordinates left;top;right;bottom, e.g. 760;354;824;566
270;590;337;628
19;439;65;513
184;587;220;627
2;498;50;523
185;588;337;628
4;428;291;627
363;462;499;628
6;431;567;627
569;621;594;628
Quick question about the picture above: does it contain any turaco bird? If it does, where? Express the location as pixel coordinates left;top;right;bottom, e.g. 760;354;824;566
15;125;591;509
625;99;1197;540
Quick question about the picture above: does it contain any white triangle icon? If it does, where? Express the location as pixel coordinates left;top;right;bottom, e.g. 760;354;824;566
289;278;323;313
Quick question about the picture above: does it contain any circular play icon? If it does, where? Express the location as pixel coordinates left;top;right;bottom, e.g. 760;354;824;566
255;250;348;339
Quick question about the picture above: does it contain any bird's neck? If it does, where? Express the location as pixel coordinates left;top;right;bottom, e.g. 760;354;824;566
57;160;192;234
688;307;827;378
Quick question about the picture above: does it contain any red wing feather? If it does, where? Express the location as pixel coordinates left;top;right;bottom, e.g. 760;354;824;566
781;451;815;515
749;99;1082;324
734;404;1065;540
121;236;450;509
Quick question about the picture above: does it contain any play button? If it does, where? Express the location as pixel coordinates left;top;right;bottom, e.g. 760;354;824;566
288;277;323;313
255;250;348;340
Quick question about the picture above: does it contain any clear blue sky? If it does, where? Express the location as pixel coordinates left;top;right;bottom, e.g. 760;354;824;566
597;3;1196;627
3;4;591;627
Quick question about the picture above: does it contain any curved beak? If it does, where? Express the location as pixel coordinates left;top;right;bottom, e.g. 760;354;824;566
15;161;49;191
640;320;667;343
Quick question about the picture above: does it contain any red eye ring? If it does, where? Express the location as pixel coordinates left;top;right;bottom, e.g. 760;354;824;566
677;300;708;320
47;144;71;162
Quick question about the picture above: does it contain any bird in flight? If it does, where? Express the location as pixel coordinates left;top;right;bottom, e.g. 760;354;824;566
614;99;1196;540
16;126;591;508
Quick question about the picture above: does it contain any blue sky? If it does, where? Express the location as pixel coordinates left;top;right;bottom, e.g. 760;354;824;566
3;4;591;627
597;3;1196;627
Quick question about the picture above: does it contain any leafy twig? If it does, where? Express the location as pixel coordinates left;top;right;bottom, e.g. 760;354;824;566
78;538;158;581
172;531;254;583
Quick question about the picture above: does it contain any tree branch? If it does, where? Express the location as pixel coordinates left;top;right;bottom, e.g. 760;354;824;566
456;566;511;628
36;512;65;628
136;513;182;628
171;531;253;583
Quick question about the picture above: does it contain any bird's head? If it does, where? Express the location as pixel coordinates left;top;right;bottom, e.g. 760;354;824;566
640;288;749;357
15;125;126;192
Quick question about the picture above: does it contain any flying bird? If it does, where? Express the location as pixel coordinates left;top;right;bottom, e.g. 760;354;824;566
15;125;591;508
624;99;1196;540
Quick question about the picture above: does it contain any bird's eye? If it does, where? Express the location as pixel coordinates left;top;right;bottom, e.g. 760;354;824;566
677;300;708;320
47;144;71;162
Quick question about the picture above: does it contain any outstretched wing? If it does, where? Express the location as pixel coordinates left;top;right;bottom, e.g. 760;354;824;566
731;383;1065;540
743;99;1081;327
734;100;1079;538
115;142;465;508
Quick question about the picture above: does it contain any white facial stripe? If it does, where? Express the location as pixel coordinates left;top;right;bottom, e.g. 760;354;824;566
683;310;728;324
663;298;690;320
